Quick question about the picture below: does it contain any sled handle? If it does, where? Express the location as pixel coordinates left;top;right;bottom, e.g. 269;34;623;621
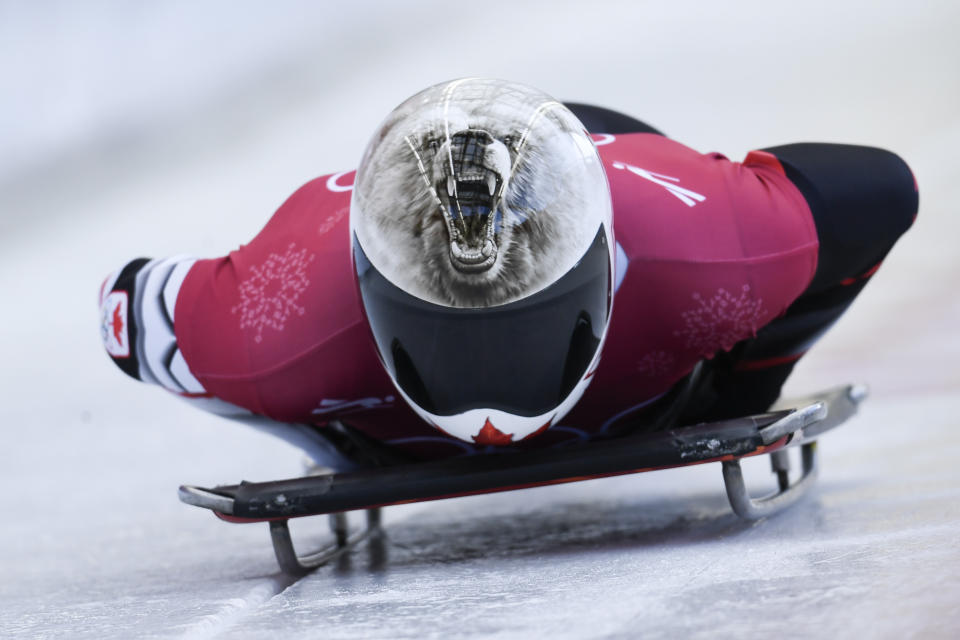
722;441;818;520
757;402;827;445
179;485;235;514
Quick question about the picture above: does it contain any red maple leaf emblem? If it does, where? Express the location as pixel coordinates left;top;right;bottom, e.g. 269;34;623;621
472;418;514;446
522;415;555;441
111;301;125;345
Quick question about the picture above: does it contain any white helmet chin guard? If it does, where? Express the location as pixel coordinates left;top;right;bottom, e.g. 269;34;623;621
351;78;614;445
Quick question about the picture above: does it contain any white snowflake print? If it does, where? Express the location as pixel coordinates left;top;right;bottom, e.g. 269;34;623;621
636;350;676;378
231;243;316;343
674;285;765;357
317;206;348;236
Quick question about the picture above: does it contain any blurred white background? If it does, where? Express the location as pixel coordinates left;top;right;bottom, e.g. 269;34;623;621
1;1;958;638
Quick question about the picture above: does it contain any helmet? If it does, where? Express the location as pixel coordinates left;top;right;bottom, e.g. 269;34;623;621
351;78;613;445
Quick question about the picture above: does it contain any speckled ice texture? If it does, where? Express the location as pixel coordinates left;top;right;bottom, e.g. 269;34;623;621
1;2;958;638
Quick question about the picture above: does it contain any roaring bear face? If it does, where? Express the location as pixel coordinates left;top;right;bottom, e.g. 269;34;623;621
352;78;610;308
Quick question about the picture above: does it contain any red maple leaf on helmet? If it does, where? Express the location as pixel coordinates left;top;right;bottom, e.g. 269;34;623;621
112;300;125;345
522;415;555;441
472;418;514;446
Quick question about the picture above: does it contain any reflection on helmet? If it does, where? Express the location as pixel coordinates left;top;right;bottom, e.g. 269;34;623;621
351;78;614;445
352;77;612;308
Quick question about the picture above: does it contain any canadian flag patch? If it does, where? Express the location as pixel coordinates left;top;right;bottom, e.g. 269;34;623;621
101;291;130;358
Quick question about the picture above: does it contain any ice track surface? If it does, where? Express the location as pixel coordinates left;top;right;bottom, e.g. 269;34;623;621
1;2;958;638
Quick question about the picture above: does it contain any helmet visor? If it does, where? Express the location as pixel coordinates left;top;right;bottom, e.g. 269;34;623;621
355;226;611;418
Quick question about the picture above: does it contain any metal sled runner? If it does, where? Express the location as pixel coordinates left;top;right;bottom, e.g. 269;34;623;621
180;384;866;575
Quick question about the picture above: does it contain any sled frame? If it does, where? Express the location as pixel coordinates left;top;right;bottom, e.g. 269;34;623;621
179;385;866;575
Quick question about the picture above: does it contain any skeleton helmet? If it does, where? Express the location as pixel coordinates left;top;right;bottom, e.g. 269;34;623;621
351;78;614;445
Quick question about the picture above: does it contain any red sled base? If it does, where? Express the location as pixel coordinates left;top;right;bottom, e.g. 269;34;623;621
180;384;865;576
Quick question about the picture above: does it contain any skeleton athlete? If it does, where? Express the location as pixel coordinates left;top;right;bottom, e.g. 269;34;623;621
98;79;917;470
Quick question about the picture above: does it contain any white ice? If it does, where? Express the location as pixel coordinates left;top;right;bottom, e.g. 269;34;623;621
1;1;958;638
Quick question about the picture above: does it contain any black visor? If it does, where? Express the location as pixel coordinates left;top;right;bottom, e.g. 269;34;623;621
354;226;611;417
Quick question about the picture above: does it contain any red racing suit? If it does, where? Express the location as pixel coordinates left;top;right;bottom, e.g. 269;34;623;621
101;132;818;460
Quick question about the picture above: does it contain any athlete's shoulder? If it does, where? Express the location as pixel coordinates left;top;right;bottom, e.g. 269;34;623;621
597;133;816;263
593;131;798;194
256;170;356;243
594;133;714;212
